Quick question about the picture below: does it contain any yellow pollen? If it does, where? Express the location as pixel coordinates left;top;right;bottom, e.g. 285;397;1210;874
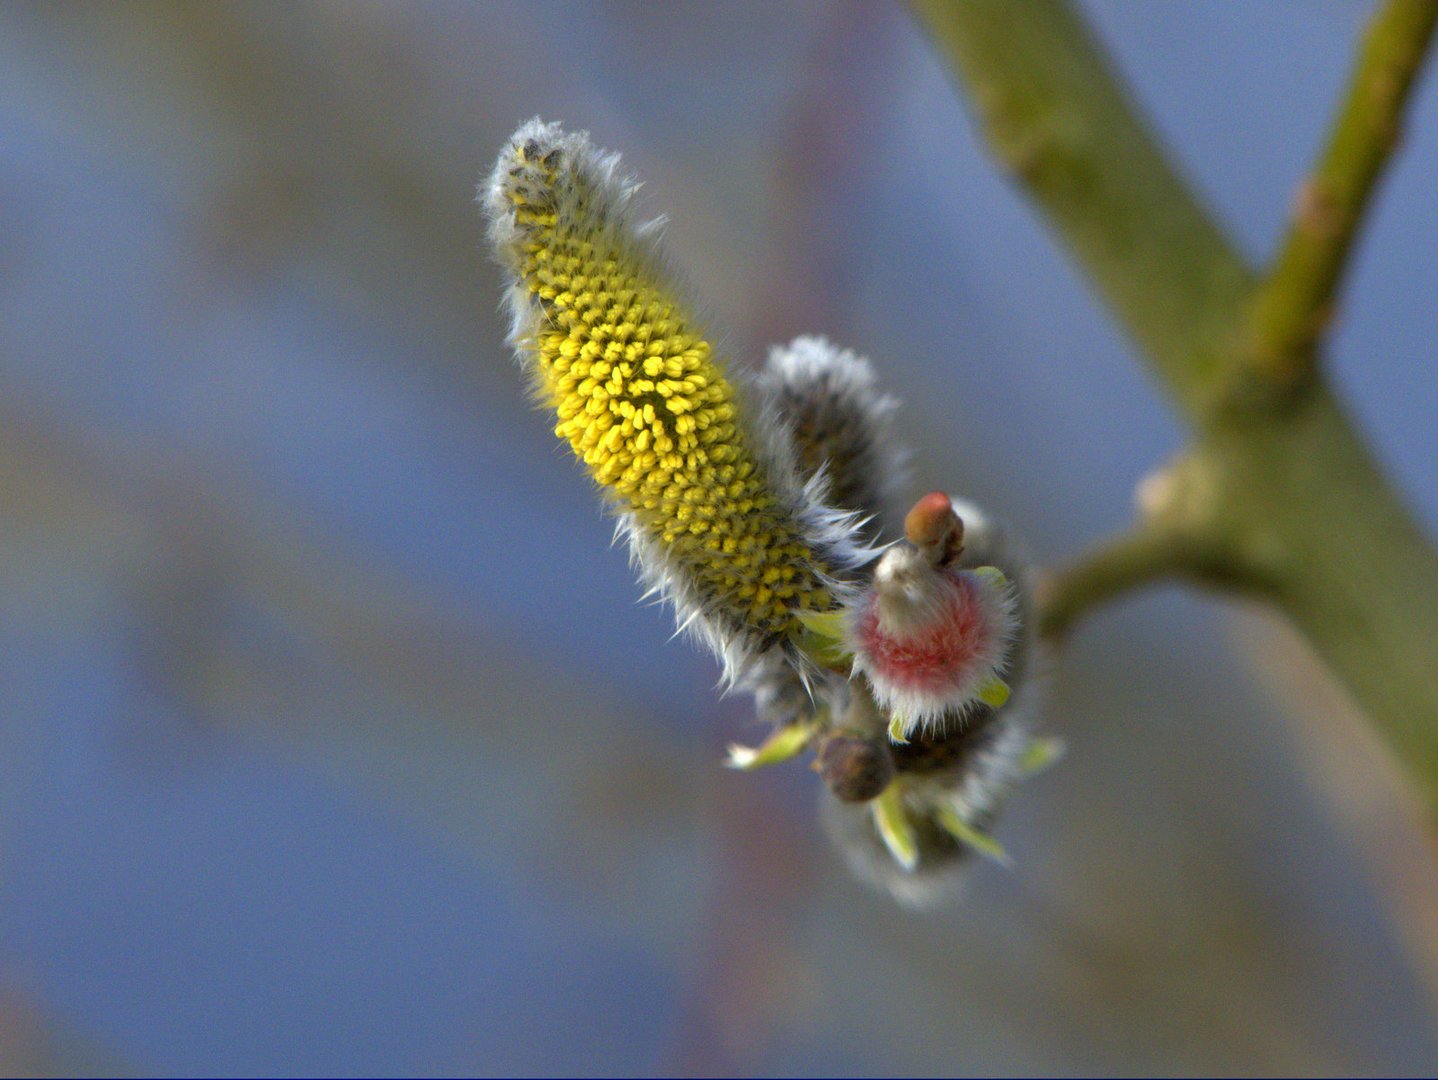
499;139;833;640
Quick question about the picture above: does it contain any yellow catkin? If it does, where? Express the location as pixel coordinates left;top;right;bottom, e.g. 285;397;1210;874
488;125;836;648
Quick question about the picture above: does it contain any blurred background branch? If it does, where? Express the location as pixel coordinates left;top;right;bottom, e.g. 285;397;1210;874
913;0;1438;817
1037;521;1200;641
1248;0;1438;388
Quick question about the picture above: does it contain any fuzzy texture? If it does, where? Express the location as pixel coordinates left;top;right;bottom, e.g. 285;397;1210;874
484;120;872;682
740;646;838;728
822;687;1034;906
746;335;904;725
849;544;1018;738
949;497;1041;684
756;336;905;544
823;498;1046;901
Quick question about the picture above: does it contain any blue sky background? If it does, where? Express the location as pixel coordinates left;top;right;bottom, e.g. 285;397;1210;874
1;1;1437;1074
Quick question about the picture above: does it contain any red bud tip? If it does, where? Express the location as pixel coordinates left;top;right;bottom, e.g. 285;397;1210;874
905;491;963;564
905;492;952;544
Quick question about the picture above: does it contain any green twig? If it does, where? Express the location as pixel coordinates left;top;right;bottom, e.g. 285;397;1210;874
1037;525;1191;641
1247;0;1438;388
912;0;1438;815
910;0;1253;423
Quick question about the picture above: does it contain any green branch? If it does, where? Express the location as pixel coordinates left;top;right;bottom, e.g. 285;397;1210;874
912;0;1438;815
1037;525;1189;641
910;0;1253;423
1247;0;1438;388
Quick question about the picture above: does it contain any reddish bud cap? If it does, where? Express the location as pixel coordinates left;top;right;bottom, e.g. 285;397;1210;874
904;491;964;565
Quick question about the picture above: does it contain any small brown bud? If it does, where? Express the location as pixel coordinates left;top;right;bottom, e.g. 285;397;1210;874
904;491;964;566
890;706;997;775
817;733;895;803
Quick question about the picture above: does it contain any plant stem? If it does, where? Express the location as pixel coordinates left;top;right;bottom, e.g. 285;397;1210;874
1037;525;1190;640
1247;0;1438;388
911;0;1438;814
910;0;1253;424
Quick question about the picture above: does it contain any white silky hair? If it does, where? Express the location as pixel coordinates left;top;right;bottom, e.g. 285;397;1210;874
482;119;878;689
744;335;909;720
822;497;1050;903
756;335;908;540
870;544;952;637
850;549;1020;738
485;121;1054;905
822;678;1040;907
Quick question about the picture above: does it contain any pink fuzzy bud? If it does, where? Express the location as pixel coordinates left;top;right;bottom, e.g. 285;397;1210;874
849;523;1017;739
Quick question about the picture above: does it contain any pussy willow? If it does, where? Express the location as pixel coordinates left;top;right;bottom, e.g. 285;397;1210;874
483;120;1057;904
